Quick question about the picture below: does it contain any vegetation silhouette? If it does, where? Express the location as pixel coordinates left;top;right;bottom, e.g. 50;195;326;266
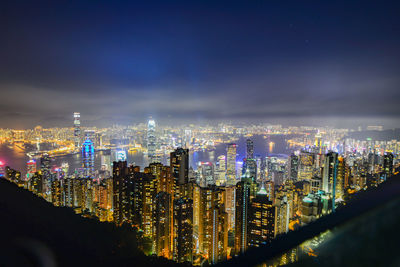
0;179;184;267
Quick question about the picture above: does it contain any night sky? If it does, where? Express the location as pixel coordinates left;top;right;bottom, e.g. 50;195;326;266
1;1;400;128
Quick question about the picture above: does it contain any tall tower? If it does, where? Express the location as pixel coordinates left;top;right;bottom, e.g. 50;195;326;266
170;148;189;186
26;159;37;180
147;117;157;163
0;161;5;177
216;155;226;185
112;161;131;225
383;153;394;178
246;139;254;159
173;197;193;263
82;139;95;178
322;152;338;211
248;188;275;247
74;112;81;148
234;179;250;254
197;186;228;263
226;144;237;185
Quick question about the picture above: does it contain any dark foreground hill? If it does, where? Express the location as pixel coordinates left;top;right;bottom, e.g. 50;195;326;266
0;179;181;267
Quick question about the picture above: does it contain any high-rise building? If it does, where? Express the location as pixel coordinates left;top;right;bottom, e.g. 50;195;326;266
226;144;237;185
322;152;338;210
147;117;157;163
30;171;43;194
101;150;112;172
336;156;346;200
74;112;81;148
135;171;158;237
82;139;95;178
246;139;254;159
242;158;257;182
112;161;132;225
298;152;314;181
234;180;251;254
51;179;63;206
196;186;228;263
275;195;289;237
215;155;226;186
63;177;74;207
170;148;189;187
198;162;214;187
173;197;193;263
288;154;299;181
40;154;52;198
153;191;173;259
0;160;4;177
26;159;37;180
383;153;394;178
247;188;275;248
224;185;236;230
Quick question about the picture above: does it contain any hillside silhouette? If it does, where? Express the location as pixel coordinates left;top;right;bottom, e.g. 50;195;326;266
0;179;182;267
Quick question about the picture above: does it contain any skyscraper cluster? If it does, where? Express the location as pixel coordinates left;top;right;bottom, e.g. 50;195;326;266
1;121;398;265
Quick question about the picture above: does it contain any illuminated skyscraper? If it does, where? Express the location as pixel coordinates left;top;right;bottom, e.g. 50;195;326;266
63;177;74;207
336;156;346;200
170;148;189;186
234;180;251;254
173;197;193;263
82;139;95;177
226;144;237;185
248;188;275;248
40;154;52;198
246;139;254;159
322;152;338;210
51;179;62;206
26;159;37;181
147;117;157;163
224;185;236;231
74;112;81;148
383;153;394;178
153;191;173;259
112;161;132;225
242;158;257;183
198;162;214;187
30;171;43;194
215;155;226;186
274;195;289;237
288;154;299;181
0;160;4;177
196;186;228;263
298;151;314;181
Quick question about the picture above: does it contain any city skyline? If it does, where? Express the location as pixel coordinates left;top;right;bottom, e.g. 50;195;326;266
1;1;400;266
1;1;400;128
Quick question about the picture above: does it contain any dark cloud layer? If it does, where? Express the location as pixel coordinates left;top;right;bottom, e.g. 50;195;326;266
1;0;400;128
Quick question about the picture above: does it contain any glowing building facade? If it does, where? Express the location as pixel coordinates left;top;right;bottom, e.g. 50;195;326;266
147;117;157;163
74;112;81;148
226;143;237;185
82;139;95;177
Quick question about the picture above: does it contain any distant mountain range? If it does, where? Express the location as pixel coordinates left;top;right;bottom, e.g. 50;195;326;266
346;128;400;141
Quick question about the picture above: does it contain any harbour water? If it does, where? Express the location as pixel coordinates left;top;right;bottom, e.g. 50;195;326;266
0;134;297;176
